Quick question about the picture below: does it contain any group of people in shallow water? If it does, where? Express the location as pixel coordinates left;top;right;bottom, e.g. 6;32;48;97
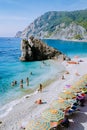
11;77;29;88
11;76;43;92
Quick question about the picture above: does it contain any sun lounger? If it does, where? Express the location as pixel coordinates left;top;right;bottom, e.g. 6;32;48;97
67;61;79;64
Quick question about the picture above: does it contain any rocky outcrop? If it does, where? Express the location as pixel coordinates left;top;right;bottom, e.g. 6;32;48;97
20;36;70;61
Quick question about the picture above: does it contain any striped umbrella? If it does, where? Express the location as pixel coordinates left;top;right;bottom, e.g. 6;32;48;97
81;74;87;80
82;87;87;94
67;87;82;93
72;80;87;89
68;99;77;104
51;99;71;110
58;91;76;99
25;120;51;130
42;108;64;122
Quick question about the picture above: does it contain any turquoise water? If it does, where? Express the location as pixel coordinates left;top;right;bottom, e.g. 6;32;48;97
0;38;87;117
0;38;65;108
43;39;87;58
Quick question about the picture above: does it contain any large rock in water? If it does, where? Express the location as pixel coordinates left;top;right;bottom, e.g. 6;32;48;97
20;36;70;61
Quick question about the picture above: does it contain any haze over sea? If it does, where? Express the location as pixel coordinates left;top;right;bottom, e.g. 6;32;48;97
0;37;87;117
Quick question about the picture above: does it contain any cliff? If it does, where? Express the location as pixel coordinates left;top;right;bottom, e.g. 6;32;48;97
16;9;87;41
20;36;70;61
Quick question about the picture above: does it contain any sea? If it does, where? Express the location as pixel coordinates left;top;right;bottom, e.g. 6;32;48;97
0;37;87;117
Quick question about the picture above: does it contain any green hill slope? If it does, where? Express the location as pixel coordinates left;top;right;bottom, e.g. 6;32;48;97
16;9;87;40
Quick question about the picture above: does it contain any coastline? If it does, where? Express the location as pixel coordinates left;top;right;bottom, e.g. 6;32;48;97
43;38;87;43
0;57;87;130
61;38;87;43
0;59;65;117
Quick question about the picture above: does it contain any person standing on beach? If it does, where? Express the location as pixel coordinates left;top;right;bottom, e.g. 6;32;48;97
26;77;29;86
20;79;23;88
38;83;43;92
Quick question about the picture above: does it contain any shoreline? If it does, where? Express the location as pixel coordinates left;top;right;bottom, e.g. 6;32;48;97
60;38;87;43
0;59;65;118
0;57;87;130
43;38;87;43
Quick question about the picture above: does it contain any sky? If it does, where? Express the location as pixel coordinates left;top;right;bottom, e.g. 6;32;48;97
0;0;87;37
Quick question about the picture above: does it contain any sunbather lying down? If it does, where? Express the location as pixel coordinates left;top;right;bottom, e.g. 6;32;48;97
35;99;43;104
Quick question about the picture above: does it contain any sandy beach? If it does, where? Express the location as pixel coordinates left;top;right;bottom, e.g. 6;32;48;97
0;57;87;130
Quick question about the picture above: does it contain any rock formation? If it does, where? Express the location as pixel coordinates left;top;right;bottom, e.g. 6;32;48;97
20;36;70;61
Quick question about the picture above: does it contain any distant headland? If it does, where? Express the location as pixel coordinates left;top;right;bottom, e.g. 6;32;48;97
16;9;87;41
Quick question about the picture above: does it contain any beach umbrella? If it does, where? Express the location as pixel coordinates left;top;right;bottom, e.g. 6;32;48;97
81;87;87;94
67;87;81;93
67;99;77;104
81;74;87;80
63;84;81;93
72;81;87;89
79;80;87;86
72;80;84;87
73;80;84;86
25;120;51;130
64;85;82;94
42;108;64;122
58;91;76;99
79;75;87;84
51;99;71;110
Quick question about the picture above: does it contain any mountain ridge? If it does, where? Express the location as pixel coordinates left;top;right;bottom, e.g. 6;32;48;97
16;9;87;41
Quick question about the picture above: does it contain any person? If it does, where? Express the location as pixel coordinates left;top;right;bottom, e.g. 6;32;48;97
38;84;43;92
14;80;17;85
30;72;32;75
60;115;69;128
11;80;17;87
20;79;23;88
76;94;85;106
0;121;2;126
26;77;29;86
62;75;65;80
65;71;69;74
11;81;15;86
35;99;42;104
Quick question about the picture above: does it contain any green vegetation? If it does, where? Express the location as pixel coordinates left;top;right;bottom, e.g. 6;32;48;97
37;9;87;32
17;9;87;39
74;34;83;40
